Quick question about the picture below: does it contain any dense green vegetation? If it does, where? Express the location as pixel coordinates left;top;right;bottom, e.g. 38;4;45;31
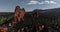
0;16;12;24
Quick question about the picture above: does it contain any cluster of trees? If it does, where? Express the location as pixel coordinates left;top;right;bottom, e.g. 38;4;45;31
0;16;12;24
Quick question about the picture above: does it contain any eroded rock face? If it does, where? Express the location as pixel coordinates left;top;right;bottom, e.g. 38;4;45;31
18;8;25;21
14;6;25;22
7;6;26;28
0;26;8;32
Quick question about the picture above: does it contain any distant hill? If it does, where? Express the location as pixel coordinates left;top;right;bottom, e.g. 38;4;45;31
0;12;14;15
33;8;60;15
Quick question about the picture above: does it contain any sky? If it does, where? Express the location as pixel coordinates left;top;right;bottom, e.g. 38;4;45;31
0;0;60;12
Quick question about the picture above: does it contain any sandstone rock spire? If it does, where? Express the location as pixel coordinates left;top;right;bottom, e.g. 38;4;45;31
14;6;25;22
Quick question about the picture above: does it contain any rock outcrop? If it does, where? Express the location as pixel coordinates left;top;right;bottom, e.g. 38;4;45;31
14;6;25;22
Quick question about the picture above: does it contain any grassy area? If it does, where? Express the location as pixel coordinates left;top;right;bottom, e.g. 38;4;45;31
0;16;12;24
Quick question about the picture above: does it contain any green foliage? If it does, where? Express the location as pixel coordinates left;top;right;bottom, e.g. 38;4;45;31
0;16;11;24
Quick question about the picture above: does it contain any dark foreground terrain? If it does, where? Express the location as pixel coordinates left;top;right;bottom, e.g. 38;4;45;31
0;12;60;32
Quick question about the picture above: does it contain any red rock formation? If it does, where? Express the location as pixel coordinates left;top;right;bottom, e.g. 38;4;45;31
14;6;25;22
0;26;8;32
14;6;20;22
18;8;25;21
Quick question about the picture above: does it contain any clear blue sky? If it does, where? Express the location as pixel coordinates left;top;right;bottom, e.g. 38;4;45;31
0;0;60;12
